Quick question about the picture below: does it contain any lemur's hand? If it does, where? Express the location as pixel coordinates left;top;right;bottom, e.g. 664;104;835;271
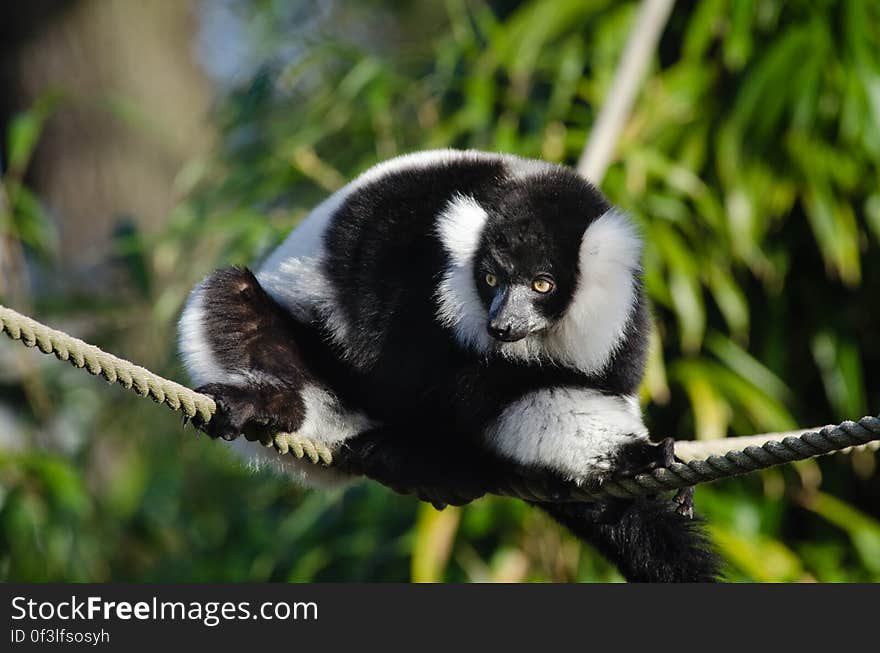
188;383;255;441
610;437;676;480
189;382;294;443
609;437;696;519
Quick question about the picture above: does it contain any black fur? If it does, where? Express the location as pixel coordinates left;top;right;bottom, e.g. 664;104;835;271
322;158;504;376
320;161;649;431
541;499;722;582
183;152;723;581
191;267;333;441
194;160;652;451
191;266;722;581
333;425;498;508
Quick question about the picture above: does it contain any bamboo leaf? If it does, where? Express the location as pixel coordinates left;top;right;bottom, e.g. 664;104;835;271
411;504;461;583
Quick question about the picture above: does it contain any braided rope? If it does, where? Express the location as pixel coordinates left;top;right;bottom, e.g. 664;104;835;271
0;305;332;465
2;304;878;502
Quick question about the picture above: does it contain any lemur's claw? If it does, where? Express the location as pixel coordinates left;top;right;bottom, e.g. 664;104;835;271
673;486;695;519
658;436;676;468
658;439;697;519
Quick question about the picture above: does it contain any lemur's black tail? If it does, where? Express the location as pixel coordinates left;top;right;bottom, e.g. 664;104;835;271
540;498;723;582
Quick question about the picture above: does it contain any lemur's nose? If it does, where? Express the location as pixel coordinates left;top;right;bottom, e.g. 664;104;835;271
488;323;512;340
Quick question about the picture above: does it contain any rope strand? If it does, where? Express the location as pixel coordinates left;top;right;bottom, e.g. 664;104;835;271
2;303;877;502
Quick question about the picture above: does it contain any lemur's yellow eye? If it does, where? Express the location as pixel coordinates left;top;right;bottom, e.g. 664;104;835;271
485;273;498;287
532;278;554;293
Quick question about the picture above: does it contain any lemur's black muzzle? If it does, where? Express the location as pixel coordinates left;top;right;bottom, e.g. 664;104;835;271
487;285;536;343
488;322;527;342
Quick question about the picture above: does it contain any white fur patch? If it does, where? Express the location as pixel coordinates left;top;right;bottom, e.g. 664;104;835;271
297;385;375;446
435;194;488;268
349;149;509;188
434;195;492;352
503;155;558;180
257;190;350;338
484;388;648;483
177;281;247;387
544;208;642;374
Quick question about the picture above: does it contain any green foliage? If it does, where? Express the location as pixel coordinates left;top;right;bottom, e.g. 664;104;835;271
2;0;879;582
1;94;61;261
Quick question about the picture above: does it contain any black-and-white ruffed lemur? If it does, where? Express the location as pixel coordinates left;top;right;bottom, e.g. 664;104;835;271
179;149;722;582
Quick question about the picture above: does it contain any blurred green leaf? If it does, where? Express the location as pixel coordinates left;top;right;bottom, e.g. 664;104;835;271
710;525;805;582
411;504;461;582
800;492;880;578
811;332;867;421
4;93;60;174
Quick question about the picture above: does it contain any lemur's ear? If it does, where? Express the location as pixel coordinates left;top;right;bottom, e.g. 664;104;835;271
546;209;642;374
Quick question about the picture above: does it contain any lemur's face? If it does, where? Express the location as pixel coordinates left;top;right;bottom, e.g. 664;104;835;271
474;175;607;343
474;224;574;342
437;164;639;371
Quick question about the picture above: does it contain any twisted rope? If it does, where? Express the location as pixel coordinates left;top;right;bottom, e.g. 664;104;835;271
0;305;332;465
2;304;877;502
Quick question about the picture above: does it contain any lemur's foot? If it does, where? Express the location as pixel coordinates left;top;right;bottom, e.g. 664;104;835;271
612;436;676;480
191;382;303;443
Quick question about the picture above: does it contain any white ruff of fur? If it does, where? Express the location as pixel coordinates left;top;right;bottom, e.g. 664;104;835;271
484;389;648;483
544;208;642;374
436;207;642;371
434;194;492;352
433;192;552;363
